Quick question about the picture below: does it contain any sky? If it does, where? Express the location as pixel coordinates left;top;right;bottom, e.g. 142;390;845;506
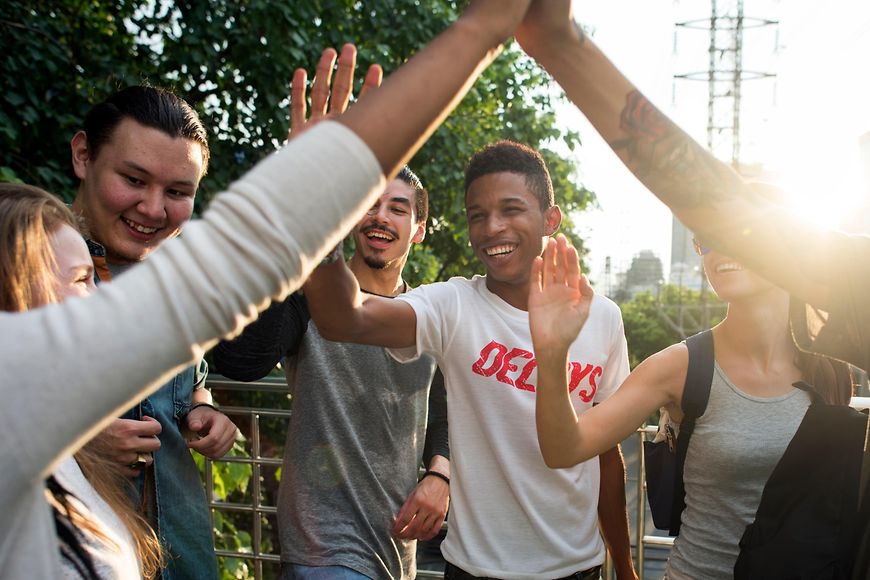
558;0;870;291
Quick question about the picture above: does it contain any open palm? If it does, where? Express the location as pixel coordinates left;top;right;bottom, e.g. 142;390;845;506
529;235;594;353
289;43;383;141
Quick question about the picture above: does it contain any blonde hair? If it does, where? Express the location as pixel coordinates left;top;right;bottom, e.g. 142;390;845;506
74;445;164;578
0;183;163;577
0;183;76;310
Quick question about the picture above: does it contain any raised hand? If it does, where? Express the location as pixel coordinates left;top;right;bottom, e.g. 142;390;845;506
288;43;383;140
459;0;534;46
515;0;577;60
528;234;594;357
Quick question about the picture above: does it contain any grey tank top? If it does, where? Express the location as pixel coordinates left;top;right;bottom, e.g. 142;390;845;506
666;363;811;580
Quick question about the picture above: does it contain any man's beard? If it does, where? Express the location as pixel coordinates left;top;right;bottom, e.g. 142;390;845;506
363;254;387;270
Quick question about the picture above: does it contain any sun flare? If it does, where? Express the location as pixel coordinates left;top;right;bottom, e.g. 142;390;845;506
750;127;869;231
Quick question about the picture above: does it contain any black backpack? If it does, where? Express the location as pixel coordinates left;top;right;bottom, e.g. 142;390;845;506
643;329;714;536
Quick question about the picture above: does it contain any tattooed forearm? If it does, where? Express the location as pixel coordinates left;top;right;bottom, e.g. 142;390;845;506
610;90;743;211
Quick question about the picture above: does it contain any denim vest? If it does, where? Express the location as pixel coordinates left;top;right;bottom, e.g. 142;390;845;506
89;240;218;580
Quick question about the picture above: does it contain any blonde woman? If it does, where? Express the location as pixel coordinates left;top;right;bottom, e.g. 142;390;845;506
0;183;162;578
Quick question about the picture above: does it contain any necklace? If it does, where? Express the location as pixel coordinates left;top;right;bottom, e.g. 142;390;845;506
359;282;407;299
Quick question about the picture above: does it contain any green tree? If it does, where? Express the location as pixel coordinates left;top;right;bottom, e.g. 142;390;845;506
620;284;726;368
2;0;594;286
0;1;146;193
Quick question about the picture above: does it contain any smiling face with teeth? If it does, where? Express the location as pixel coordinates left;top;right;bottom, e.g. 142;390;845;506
466;171;561;307
703;248;779;303
351;178;425;272
71;118;204;265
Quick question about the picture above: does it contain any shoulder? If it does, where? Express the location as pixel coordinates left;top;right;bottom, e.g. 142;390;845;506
642;342;689;376
445;275;479;292
578;294;627;351
403;276;475;302
631;342;690;404
590;293;624;320
642;342;689;374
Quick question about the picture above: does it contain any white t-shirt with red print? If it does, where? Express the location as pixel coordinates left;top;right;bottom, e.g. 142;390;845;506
390;275;629;580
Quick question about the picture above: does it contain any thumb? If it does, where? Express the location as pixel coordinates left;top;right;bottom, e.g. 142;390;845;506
393;499;414;535
579;273;594;297
187;412;204;432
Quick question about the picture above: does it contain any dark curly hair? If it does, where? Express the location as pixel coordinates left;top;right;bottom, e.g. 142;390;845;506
464;140;554;210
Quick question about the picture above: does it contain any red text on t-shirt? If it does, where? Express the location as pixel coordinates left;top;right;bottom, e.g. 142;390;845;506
470;339;601;402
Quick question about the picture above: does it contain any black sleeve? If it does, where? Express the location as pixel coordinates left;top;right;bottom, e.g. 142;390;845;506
422;367;449;464
211;292;310;382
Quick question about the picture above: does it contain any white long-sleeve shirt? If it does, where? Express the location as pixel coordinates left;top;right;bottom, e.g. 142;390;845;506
0;121;384;579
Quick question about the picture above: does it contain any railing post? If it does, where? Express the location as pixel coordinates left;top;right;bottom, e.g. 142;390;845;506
637;427;647;580
252;411;263;579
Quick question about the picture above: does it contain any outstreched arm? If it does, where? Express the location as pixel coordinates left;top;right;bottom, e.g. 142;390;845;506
212;293;310;382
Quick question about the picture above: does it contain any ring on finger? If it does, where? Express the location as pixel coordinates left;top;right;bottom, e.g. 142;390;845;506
129;452;150;469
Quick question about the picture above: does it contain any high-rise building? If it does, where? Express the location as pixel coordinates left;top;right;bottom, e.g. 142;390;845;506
669;218;703;290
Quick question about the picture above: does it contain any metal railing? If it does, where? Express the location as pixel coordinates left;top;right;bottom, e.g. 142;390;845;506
203;373;870;580
203;374;663;579
205;376;289;579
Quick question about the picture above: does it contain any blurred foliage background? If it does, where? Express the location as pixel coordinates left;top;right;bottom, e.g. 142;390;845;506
621;285;725;368
0;0;596;286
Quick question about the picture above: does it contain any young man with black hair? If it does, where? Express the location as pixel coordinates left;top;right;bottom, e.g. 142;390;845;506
304;140;637;579
213;166;450;580
70;86;237;579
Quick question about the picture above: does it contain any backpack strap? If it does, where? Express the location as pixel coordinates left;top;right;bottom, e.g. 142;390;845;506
669;328;715;535
792;380;825;404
